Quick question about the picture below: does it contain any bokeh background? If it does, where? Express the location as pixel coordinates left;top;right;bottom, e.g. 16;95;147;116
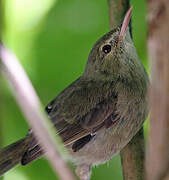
1;0;148;179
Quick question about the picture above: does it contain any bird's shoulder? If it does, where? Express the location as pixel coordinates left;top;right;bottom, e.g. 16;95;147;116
46;77;116;124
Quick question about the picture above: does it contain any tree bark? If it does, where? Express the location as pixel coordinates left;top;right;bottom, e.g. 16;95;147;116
107;0;145;180
107;0;130;29
121;128;145;180
146;1;169;180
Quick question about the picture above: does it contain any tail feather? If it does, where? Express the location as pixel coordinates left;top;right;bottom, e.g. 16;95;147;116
0;138;28;177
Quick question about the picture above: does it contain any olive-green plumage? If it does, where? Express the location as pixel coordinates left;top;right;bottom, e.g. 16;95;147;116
0;15;149;180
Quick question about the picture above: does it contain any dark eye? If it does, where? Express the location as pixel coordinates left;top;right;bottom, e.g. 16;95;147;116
102;44;111;54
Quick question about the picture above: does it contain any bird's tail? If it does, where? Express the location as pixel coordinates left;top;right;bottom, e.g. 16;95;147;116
0;138;28;177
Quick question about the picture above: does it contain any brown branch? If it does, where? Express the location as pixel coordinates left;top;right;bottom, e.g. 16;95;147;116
0;44;76;180
107;0;130;29
107;0;145;180
120;128;145;180
146;1;169;180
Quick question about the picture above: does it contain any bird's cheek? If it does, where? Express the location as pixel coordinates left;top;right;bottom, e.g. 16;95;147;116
106;55;116;66
101;60;113;73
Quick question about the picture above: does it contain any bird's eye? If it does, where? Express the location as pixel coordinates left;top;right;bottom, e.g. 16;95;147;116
102;44;111;54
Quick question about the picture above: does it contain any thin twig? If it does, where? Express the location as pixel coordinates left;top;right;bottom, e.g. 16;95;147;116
146;1;169;180
0;44;76;180
107;0;145;180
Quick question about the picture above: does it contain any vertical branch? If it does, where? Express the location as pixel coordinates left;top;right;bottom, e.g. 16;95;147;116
120;128;145;180
107;0;130;29
107;0;145;180
146;1;169;180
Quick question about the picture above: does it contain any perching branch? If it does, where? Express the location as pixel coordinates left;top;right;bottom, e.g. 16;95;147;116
107;0;130;29
0;44;76;180
120;128;145;180
107;0;145;180
146;1;169;180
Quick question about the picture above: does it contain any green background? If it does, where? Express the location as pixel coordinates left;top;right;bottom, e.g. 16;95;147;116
1;0;148;179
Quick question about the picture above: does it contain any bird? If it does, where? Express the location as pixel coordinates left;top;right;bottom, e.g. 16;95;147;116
0;7;149;180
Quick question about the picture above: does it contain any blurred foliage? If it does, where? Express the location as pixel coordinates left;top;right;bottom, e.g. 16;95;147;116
1;0;148;179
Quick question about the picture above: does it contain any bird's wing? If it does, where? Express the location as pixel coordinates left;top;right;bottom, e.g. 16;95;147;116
46;78;118;145
53;98;117;146
22;78;118;165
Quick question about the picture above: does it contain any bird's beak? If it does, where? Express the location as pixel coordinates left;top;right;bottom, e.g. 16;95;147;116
118;6;133;43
